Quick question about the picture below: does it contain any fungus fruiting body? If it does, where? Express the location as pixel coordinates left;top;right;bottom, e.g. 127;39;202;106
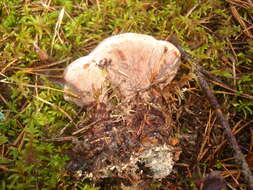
64;33;181;188
64;33;181;106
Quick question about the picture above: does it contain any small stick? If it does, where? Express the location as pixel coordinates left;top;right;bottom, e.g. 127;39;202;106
169;38;253;189
196;69;253;189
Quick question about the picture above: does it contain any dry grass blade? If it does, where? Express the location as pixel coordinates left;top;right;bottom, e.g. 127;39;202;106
205;120;243;162
44;136;76;142
12;70;63;78
230;6;252;38
13;129;26;147
0;80;80;99
227;39;237;87
34;57;72;69
210;80;253;100
33;95;74;123
250;128;253;152
222;164;240;186
214;91;253;100
0;165;9;172
72;119;105;135
197;110;215;161
21;68;64;72
95;0;101;11
50;8;65;55
226;0;253;9
0;59;18;74
33;41;72;69
0;93;8;106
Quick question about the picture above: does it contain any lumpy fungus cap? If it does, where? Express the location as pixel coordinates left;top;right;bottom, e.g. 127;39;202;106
64;33;181;106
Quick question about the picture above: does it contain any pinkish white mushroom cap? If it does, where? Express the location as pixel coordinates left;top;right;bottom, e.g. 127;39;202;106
64;56;107;106
64;33;181;106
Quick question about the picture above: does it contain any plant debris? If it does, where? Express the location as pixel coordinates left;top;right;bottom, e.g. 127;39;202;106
66;95;181;189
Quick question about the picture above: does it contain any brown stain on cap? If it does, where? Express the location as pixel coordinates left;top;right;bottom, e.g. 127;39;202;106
110;49;126;61
83;63;90;69
173;49;180;57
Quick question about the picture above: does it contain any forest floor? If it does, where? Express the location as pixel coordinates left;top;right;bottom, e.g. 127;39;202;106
0;0;253;189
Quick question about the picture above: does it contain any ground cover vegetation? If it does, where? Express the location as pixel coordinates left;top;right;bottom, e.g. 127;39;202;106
0;0;253;189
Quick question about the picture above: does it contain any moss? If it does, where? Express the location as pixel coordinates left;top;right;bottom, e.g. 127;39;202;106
0;0;252;189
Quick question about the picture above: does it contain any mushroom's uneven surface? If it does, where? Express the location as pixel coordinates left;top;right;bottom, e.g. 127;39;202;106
64;33;181;106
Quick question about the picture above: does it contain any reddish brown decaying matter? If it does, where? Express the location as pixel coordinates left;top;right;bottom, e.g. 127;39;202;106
66;99;178;185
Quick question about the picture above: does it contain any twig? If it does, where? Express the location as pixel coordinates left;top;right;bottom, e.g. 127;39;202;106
44;136;76;142
196;69;253;189
230;6;252;38
33;57;72;69
72;119;104;135
0;59;18;74
169;38;253;189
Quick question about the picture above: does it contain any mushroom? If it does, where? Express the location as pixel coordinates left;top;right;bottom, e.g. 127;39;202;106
64;33;181;106
64;33;182;189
